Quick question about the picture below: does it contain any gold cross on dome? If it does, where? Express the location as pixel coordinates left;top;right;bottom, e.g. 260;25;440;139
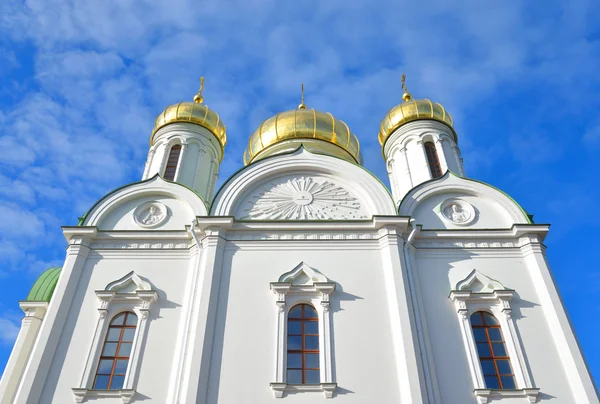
299;83;306;109
194;76;205;104
401;74;412;101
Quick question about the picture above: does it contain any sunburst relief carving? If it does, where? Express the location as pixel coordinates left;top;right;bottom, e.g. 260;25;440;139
243;177;368;220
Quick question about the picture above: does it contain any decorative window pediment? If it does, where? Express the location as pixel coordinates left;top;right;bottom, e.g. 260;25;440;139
450;270;515;317
96;272;158;320
278;261;330;285
269;262;337;398
106;272;153;292
455;270;506;293
73;272;158;403
449;270;539;404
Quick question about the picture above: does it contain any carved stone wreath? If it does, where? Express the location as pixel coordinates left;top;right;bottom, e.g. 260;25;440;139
243;177;368;220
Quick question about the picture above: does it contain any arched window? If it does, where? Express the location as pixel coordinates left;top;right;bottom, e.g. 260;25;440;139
93;312;138;390
287;304;319;385
163;144;182;181
471;311;516;390
424;141;443;178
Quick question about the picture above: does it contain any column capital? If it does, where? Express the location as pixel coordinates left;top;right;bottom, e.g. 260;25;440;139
19;301;49;319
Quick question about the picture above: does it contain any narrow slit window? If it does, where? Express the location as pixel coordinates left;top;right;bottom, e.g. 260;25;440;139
163;145;182;181
424;141;443;178
471;311;516;390
93;312;138;390
287;304;320;385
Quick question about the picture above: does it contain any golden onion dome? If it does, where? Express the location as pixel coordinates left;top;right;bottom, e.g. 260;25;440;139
150;77;226;153
244;88;362;166
378;75;456;147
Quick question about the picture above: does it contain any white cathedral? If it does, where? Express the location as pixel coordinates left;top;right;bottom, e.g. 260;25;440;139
0;78;598;404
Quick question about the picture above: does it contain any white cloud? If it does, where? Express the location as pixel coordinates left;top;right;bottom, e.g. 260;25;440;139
583;122;600;146
0;175;36;204
0;0;598;296
0;202;46;239
0;314;19;345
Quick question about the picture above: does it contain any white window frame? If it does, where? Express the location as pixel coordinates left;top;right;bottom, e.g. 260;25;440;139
269;262;337;398
449;270;540;404
72;272;158;404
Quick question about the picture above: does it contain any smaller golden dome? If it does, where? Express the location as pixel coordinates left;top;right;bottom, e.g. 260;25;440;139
150;77;227;154
378;75;455;147
243;108;362;166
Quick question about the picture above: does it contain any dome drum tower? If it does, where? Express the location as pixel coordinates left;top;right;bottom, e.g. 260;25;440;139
142;79;226;203
379;77;465;204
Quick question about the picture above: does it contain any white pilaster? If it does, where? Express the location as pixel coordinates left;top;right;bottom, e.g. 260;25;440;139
142;148;156;179
178;226;227;404
0;303;48;404
144;142;168;181
13;231;93;404
417;140;431;181
167;239;200;403
434;138;449;173
379;225;428;404
451;144;465;176
174;143;188;183
521;237;599;403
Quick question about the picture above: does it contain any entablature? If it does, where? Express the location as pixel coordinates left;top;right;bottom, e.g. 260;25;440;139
413;224;549;249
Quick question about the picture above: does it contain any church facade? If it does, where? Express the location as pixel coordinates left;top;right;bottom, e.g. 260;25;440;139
0;79;597;404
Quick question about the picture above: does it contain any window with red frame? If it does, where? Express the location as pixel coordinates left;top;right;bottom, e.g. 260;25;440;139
424;141;443;178
163;145;182;181
471;311;516;389
93;312;138;390
287;304;319;384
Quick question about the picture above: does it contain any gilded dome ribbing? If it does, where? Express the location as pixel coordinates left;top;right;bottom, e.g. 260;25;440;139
150;78;227;153
378;76;456;147
243;107;362;166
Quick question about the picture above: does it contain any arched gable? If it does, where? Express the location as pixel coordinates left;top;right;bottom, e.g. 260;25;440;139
211;148;396;219
81;175;208;230
399;172;531;229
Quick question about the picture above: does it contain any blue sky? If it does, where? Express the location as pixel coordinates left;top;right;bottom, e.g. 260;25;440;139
0;0;599;385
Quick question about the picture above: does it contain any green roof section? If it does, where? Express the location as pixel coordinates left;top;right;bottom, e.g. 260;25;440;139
26;267;62;302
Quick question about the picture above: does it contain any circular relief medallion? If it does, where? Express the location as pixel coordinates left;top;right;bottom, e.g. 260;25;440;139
440;198;475;225
134;201;168;228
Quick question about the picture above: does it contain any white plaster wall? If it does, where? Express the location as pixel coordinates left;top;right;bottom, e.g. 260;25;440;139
98;195;196;231
206;242;402;403
12;232;594;404
37;251;191;403
411;192;515;229
414;249;577;403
